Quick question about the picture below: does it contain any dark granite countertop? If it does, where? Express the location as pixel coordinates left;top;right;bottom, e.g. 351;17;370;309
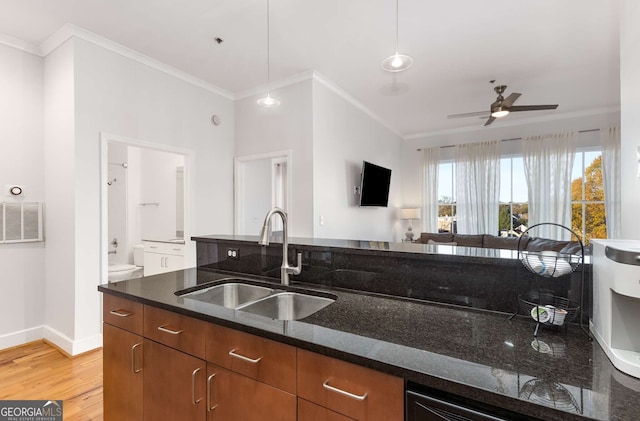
99;268;638;421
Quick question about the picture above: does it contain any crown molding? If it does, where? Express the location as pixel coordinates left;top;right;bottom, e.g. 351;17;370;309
39;23;234;100
403;106;621;140
234;69;315;100
235;69;402;138
311;71;402;138
0;32;41;56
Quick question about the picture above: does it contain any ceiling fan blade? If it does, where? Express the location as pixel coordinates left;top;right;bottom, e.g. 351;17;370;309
484;116;496;126
502;93;521;108
447;111;489;119
509;104;558;112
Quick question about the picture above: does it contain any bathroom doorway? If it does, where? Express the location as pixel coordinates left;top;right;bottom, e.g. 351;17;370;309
234;150;292;236
100;133;192;284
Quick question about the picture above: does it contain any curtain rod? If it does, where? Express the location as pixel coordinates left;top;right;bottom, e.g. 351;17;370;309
416;128;601;151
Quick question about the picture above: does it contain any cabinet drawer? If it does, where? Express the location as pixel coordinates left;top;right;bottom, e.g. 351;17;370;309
103;294;143;335
144;241;165;253
144;305;206;359
298;398;356;421
165;243;185;256
297;349;404;421
205;323;296;394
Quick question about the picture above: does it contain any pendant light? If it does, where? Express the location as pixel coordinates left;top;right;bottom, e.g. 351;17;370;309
257;0;280;107
381;0;413;72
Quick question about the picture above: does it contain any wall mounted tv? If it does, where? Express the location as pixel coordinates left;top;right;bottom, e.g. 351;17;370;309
359;161;392;207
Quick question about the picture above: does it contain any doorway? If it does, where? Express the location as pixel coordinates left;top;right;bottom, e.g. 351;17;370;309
234;150;292;236
100;133;192;284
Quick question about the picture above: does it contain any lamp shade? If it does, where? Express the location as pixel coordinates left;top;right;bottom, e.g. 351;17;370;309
400;208;421;220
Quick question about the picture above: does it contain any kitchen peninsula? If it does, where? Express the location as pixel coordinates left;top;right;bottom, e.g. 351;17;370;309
98;235;640;421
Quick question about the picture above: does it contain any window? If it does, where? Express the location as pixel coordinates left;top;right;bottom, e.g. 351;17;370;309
571;149;605;244
437;161;456;233
499;156;528;237
433;148;607;241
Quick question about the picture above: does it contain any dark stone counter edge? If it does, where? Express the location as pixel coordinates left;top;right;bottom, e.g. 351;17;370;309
192;235;593;269
98;286;594;421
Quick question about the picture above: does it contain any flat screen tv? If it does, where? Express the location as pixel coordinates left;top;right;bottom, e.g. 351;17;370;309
359;161;391;207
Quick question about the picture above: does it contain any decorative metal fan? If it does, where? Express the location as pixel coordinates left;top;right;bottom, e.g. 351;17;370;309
448;85;558;126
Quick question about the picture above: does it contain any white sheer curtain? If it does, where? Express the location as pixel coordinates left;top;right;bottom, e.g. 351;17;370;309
523;132;576;240
601;126;621;239
422;147;440;233
455;141;500;235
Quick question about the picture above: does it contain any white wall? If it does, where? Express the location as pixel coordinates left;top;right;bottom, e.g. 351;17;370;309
312;79;403;242
0;43;45;348
238;159;272;235
620;0;640;240
402;111;621;232
138;148;184;241
44;36;238;355
43;39;77;350
107;143;128;265
235;80;314;237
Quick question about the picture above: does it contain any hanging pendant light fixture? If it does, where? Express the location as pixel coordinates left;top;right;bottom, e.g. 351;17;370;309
381;0;413;72
257;0;280;107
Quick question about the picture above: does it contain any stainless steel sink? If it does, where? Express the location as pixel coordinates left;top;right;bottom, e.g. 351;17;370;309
237;292;335;320
182;282;275;308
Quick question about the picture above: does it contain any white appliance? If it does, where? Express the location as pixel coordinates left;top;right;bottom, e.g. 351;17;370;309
591;239;640;378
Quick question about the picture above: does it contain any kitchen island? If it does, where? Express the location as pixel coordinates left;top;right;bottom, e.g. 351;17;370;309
99;261;640;421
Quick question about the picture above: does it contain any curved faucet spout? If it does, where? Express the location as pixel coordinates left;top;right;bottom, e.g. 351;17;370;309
258;207;301;286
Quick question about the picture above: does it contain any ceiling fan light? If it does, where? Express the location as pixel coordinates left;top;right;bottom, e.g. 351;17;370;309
381;53;413;72
257;93;280;108
491;108;510;118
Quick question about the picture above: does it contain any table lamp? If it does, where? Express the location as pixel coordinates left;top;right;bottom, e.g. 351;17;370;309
400;208;421;241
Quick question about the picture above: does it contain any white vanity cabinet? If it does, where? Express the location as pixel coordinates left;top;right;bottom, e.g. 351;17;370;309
143;241;185;276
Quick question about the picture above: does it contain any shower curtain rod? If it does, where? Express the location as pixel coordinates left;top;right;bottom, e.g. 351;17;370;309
416;128;601;151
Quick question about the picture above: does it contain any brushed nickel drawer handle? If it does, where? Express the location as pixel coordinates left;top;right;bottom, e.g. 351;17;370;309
192;367;203;404
322;379;368;401
206;373;218;412
157;325;184;335
228;349;262;364
110;309;133;317
131;343;142;374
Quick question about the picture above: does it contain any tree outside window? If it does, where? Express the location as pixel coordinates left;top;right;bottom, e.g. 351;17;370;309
571;152;606;244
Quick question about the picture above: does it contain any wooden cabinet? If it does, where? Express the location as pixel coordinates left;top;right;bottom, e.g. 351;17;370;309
102;293;405;421
206;364;296;421
144;304;206;358
297;349;404;421
143;241;185;276
102;295;144;421
298;399;356;421
205;323;296;394
143;338;206;421
103;323;143;421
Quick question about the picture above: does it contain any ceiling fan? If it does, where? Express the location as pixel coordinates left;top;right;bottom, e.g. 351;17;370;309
447;85;559;126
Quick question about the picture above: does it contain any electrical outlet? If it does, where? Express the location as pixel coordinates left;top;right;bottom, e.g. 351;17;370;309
226;248;239;259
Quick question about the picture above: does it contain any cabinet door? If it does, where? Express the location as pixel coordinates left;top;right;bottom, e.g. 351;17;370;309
165;254;185;272
143;339;206;421
297;349;404;421
206;364;296;421
298;398;356;421
103;323;143;421
143;252;165;276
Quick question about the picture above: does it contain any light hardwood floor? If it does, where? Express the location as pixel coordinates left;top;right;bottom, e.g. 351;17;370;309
0;341;103;420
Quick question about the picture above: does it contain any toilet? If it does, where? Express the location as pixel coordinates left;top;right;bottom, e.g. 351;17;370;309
108;244;144;282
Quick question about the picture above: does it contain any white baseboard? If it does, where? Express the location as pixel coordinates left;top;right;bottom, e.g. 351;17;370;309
0;326;45;350
43;327;102;356
0;326;102;356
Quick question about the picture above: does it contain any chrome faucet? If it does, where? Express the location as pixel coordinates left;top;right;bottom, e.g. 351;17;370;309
258;207;302;286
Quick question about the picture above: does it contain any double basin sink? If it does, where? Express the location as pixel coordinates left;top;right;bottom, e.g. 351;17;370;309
177;278;336;321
